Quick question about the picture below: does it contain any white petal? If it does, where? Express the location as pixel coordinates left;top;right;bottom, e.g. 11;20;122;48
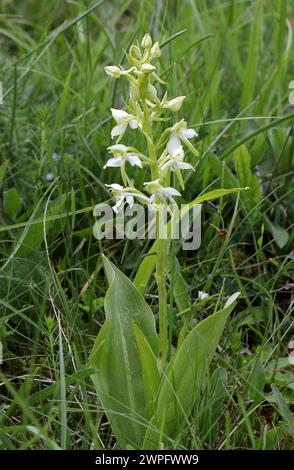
113;196;124;214
171;145;184;159
126;195;134;207
161;161;171;171
103;157;123;168
105;183;123;191
178;161;194;170
181;128;197;139
163;187;181;197
108;144;127;152
126;154;142;167
111;123;127;139
129;119;139;129
111;108;128;123
167;135;181;155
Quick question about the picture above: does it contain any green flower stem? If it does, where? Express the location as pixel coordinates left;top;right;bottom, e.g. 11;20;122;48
142;98;168;364
156;216;169;365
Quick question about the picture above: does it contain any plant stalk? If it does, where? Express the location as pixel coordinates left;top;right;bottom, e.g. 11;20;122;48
142;98;169;365
156;209;168;365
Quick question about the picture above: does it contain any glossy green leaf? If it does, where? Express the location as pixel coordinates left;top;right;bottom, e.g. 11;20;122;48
133;322;160;418
143;292;240;449
167;256;190;316
89;256;158;449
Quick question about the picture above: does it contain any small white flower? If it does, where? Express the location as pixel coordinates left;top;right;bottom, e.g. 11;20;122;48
106;183;149;213
144;179;181;205
104;144;142;169
163;96;185;112
110;108;140;139
105;183;133;213
168;119;198;153
198;291;209;301
104;66;134;79
161;145;194;172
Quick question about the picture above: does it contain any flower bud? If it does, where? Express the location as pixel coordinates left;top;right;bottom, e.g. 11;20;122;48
104;65;121;79
165;96;186;112
147;83;157;100
130;83;140;102
141;33;152;49
150;41;161;58
129;44;141;61
141;63;156;74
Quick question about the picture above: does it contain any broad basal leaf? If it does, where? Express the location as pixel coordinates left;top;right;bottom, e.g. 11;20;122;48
143;292;240;449
89;255;159;449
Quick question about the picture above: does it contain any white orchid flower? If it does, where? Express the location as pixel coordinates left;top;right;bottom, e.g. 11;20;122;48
161;145;194;172
105;183;148;214
105;183;134;214
104;144;142;169
144;179;181;205
168;119;198;156
110;108;140;139
160;145;194;189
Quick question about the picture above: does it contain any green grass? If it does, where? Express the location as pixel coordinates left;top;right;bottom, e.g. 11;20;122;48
0;0;293;450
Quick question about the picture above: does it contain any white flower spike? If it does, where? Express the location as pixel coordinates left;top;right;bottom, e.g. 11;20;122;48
110;108;140;140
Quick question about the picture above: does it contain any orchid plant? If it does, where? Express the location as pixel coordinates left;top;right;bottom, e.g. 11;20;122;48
103;33;199;363
90;34;245;450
